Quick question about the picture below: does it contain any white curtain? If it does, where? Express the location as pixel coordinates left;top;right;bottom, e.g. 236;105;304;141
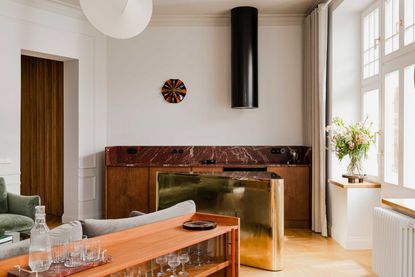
303;3;329;237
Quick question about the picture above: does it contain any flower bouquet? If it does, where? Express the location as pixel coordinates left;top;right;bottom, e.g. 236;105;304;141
326;117;376;182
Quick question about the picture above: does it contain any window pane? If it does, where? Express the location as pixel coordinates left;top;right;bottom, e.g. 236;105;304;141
363;90;380;176
405;0;415;45
363;8;380;79
405;65;415;188
385;0;400;54
385;71;400;184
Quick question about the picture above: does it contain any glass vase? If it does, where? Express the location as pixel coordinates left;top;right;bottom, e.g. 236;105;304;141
347;155;363;176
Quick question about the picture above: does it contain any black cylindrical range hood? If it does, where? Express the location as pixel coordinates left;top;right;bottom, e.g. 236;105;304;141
231;7;258;109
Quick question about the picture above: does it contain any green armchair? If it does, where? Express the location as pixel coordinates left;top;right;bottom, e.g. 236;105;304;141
0;177;41;233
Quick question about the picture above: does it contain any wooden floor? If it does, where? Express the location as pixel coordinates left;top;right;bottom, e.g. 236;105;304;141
241;229;376;277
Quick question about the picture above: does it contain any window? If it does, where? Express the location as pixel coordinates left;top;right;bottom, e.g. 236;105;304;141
404;65;415;188
404;0;415;45
405;0;415;45
385;0;400;54
362;3;381;178
361;0;415;188
384;70;400;184
363;8;380;78
362;89;380;176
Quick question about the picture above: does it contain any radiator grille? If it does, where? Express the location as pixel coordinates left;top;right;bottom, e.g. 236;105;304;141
373;207;415;277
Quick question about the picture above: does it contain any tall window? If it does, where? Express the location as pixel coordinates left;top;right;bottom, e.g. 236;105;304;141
361;0;415;190
362;3;381;178
405;0;415;45
384;71;400;184
404;65;415;188
385;0;400;54
363;8;380;78
362;89;380;176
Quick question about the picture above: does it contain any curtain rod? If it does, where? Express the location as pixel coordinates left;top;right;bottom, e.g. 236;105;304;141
306;0;334;15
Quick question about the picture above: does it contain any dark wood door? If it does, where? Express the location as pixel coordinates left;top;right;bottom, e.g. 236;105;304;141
106;167;149;218
267;166;310;228
21;55;64;216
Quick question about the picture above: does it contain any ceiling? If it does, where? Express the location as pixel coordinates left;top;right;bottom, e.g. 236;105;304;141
54;0;317;15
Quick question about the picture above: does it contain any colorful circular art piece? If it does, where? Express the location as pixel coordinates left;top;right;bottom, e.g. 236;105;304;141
161;79;187;103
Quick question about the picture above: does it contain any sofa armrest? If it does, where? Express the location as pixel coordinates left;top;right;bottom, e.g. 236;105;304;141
7;193;40;220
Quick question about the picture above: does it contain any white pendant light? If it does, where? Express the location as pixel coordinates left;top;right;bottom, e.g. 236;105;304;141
80;0;153;39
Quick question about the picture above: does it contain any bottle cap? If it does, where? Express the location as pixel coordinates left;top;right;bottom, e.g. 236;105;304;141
35;205;46;214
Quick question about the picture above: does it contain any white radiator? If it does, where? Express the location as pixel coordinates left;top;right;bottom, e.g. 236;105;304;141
373;207;415;277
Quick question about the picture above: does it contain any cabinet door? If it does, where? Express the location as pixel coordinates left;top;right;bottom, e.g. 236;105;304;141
191;166;223;173
149;167;191;212
106;167;149;218
267;166;310;228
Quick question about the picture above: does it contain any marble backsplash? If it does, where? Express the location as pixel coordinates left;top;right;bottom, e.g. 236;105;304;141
105;146;311;166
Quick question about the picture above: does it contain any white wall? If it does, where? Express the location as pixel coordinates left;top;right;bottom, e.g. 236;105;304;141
329;8;362;179
328;3;366;237
0;0;107;221
107;22;304;146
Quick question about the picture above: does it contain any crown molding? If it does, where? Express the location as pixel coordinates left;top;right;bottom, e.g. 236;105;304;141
10;0;86;20
12;0;304;27
150;14;304;27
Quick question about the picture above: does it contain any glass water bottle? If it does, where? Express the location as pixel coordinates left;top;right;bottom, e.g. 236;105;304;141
28;205;52;273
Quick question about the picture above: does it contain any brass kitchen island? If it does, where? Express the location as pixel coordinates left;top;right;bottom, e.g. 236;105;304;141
157;171;284;271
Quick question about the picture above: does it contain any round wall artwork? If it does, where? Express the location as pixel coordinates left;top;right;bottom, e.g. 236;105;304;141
161;79;187;103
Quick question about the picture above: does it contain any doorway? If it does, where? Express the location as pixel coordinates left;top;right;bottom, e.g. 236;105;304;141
20;55;64;217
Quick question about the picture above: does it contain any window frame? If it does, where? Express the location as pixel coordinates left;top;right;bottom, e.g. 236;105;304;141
361;1;382;182
361;0;415;189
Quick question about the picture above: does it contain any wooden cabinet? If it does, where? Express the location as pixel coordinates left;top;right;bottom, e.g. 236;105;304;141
105;167;149;218
191;166;223;173
105;164;311;229
267;166;310;228
148;167;191;212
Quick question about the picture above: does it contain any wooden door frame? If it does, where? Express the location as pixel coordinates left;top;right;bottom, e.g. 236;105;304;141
20;50;80;222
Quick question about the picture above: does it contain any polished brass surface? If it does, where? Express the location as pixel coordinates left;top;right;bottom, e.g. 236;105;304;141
157;172;284;271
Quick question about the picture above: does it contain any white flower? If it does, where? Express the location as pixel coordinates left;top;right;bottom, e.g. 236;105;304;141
349;142;355;150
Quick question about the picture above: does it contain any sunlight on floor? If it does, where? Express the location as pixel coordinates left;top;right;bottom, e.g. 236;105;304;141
240;229;376;277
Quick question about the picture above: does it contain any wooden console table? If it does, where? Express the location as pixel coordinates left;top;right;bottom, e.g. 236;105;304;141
0;213;240;277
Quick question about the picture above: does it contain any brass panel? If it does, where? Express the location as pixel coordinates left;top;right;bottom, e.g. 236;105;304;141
157;172;284;271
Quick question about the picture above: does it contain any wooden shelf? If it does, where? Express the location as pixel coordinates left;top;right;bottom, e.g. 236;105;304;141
188;261;231;277
328;179;381;189
382;198;415;218
0;213;239;277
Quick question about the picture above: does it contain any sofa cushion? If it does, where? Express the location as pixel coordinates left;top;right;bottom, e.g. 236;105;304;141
0;177;8;213
128;210;146;217
0;220;83;260
7;193;39;220
0;214;34;232
83;200;196;238
0;239;30;260
50;220;83;242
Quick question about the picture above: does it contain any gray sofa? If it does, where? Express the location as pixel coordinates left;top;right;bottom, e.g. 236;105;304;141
0;177;41;233
0;200;196;260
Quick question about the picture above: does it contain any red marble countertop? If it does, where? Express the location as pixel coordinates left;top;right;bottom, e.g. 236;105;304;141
105;146;312;167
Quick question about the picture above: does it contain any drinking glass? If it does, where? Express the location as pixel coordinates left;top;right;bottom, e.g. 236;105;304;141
167;254;180;277
194;244;203;268
166;253;175;272
178;253;189;276
84;239;101;263
64;240;84;267
155;255;167;276
51;238;67;263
